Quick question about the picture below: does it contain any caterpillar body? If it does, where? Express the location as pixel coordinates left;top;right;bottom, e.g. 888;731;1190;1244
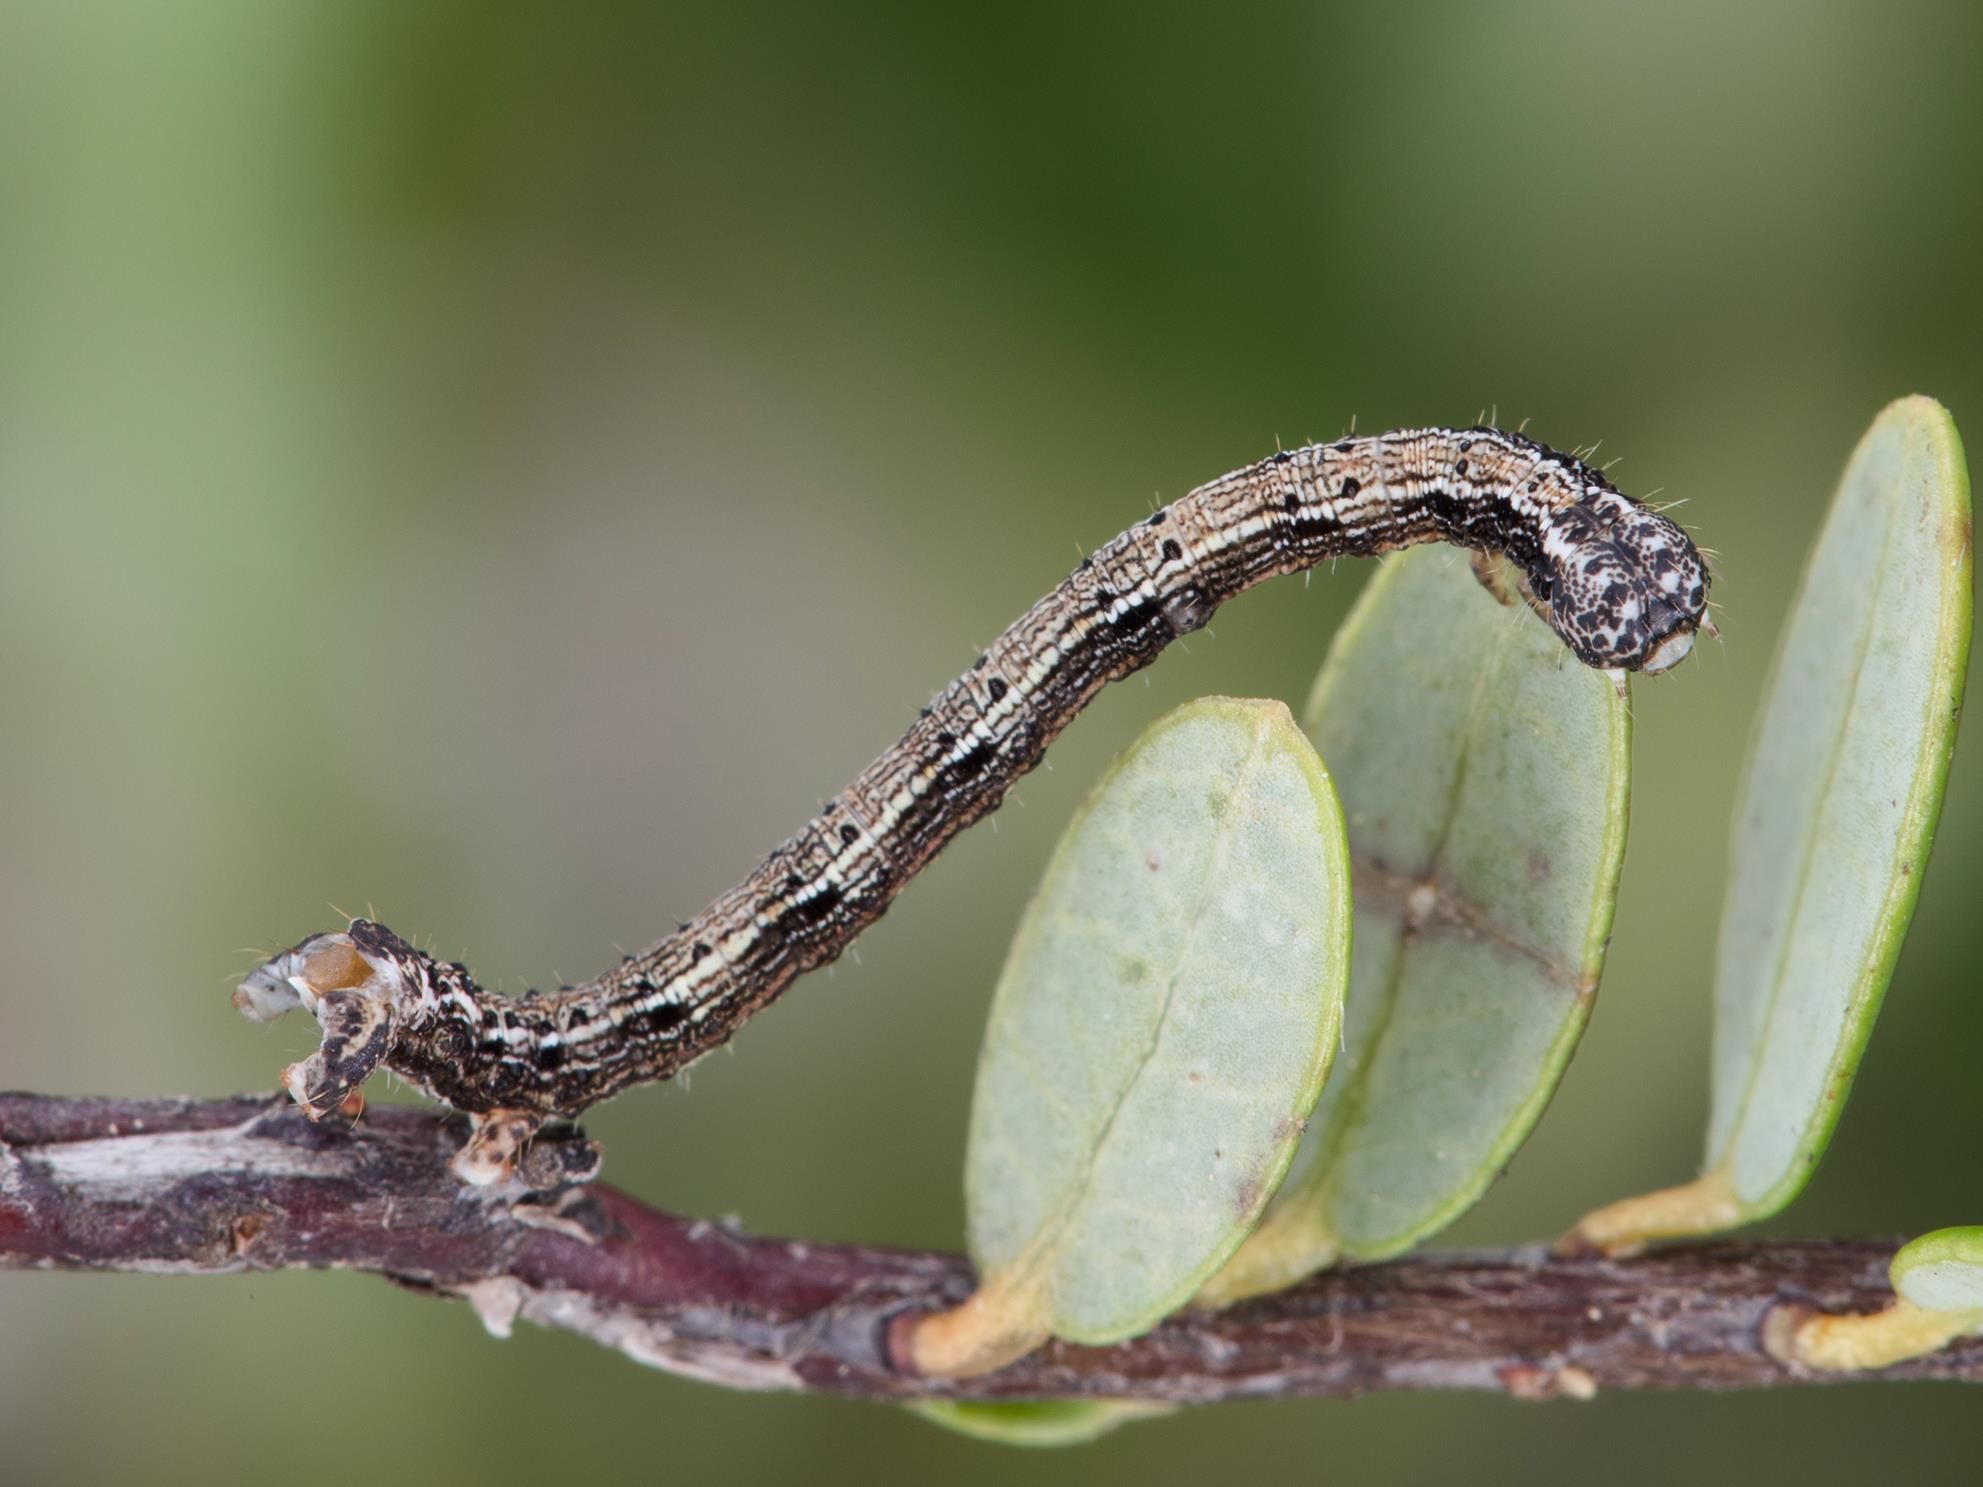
237;426;1709;1182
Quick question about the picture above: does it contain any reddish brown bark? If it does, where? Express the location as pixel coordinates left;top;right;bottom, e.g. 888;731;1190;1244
4;1092;1975;1403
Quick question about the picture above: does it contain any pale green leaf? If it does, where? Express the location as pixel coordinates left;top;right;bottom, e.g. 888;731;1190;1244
911;697;1349;1372
1570;396;1971;1254
1205;546;1628;1301
1710;396;1972;1211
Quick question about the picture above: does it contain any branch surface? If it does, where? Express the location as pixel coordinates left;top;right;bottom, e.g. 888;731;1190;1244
4;1092;1976;1404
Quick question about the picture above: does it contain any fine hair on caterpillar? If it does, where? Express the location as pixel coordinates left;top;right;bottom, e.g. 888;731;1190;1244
236;425;1710;1183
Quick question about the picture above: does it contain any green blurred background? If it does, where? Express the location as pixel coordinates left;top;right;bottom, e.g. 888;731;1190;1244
3;1;1979;1480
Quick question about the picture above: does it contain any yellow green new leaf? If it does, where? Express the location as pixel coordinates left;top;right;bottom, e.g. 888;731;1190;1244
1891;1226;1983;1315
1768;1226;1983;1372
910;698;1350;1375
1571;396;1972;1254
907;1399;1175;1448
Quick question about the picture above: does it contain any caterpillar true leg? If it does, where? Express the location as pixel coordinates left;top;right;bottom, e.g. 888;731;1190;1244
1468;548;1521;607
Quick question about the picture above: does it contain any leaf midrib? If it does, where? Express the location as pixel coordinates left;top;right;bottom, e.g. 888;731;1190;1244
1713;499;1899;1182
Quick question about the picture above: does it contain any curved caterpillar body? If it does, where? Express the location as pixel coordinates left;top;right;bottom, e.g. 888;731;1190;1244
238;425;1708;1182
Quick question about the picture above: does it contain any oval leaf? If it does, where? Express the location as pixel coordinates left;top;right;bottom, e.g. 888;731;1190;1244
909;698;1350;1374
1204;546;1629;1303
1570;396;1972;1253
908;1399;1173;1448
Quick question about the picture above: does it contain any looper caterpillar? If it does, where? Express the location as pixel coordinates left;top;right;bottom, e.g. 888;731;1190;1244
237;426;1709;1182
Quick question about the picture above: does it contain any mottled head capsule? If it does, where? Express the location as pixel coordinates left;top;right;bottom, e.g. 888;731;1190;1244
1536;485;1709;674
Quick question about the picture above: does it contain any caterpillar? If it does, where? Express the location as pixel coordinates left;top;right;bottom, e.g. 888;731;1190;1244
236;426;1709;1182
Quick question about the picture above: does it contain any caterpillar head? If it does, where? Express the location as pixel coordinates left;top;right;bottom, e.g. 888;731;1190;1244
1534;486;1710;675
